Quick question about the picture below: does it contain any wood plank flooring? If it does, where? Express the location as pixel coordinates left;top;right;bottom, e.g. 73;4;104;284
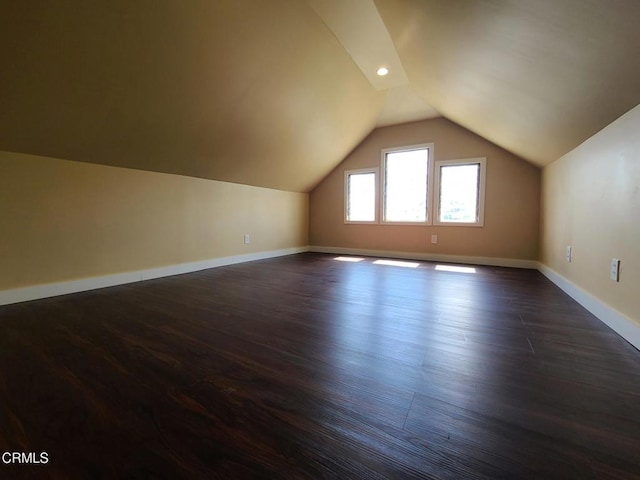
0;252;639;479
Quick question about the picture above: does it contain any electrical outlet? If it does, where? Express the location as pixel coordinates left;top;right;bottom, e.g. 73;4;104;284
431;234;438;244
566;246;572;262
244;234;250;244
610;258;620;282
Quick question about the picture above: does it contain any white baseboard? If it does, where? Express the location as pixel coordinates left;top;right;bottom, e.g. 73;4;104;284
309;245;538;269
309;246;639;349
4;246;637;351
0;246;309;306
537;263;640;351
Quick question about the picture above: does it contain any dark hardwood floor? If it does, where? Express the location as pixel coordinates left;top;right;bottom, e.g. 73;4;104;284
1;252;639;479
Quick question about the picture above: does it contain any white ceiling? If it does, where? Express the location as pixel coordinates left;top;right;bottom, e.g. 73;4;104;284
377;86;441;127
305;0;409;91
307;0;441;127
376;0;640;166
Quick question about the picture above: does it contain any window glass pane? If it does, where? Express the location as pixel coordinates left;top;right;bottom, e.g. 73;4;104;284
347;172;375;221
384;148;428;222
439;164;479;223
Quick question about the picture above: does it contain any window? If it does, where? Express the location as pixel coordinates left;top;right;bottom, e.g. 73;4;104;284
344;168;377;223
344;146;486;228
381;144;433;224
434;158;486;226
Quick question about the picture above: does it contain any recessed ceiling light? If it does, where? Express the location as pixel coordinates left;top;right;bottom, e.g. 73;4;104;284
376;67;389;76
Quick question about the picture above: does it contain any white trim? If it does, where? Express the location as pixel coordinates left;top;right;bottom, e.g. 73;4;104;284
5;245;636;352
0;246;309;306
344;167;379;224
309;245;537;269
433;157;487;227
381;143;434;225
537;263;640;351
310;246;639;349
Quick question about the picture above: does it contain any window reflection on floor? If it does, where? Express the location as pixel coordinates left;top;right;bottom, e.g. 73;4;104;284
326;255;489;395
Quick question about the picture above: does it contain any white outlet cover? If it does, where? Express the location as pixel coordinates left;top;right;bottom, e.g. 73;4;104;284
566;246;572;262
431;235;438;244
610;258;620;281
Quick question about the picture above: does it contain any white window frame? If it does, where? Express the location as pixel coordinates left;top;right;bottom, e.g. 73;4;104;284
380;143;434;226
433;157;487;227
344;167;379;224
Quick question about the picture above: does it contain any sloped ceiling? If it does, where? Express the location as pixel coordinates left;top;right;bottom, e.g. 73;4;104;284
0;0;385;192
1;1;639;192
375;0;640;166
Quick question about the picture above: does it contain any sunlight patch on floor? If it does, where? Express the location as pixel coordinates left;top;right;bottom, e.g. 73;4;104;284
373;259;420;268
435;265;477;274
333;256;365;262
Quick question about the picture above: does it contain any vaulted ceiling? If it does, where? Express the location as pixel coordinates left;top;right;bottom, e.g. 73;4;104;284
1;1;639;192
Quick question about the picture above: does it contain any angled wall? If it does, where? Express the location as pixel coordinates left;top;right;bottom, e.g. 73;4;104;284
1;151;308;295
309;117;540;264
540;104;640;333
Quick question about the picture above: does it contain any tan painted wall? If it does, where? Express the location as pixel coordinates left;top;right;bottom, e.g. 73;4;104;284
541;104;640;326
309;118;540;260
0;151;308;290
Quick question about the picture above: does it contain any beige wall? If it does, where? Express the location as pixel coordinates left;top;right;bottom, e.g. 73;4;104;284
309;117;540;261
541;104;640;326
0;151;308;290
